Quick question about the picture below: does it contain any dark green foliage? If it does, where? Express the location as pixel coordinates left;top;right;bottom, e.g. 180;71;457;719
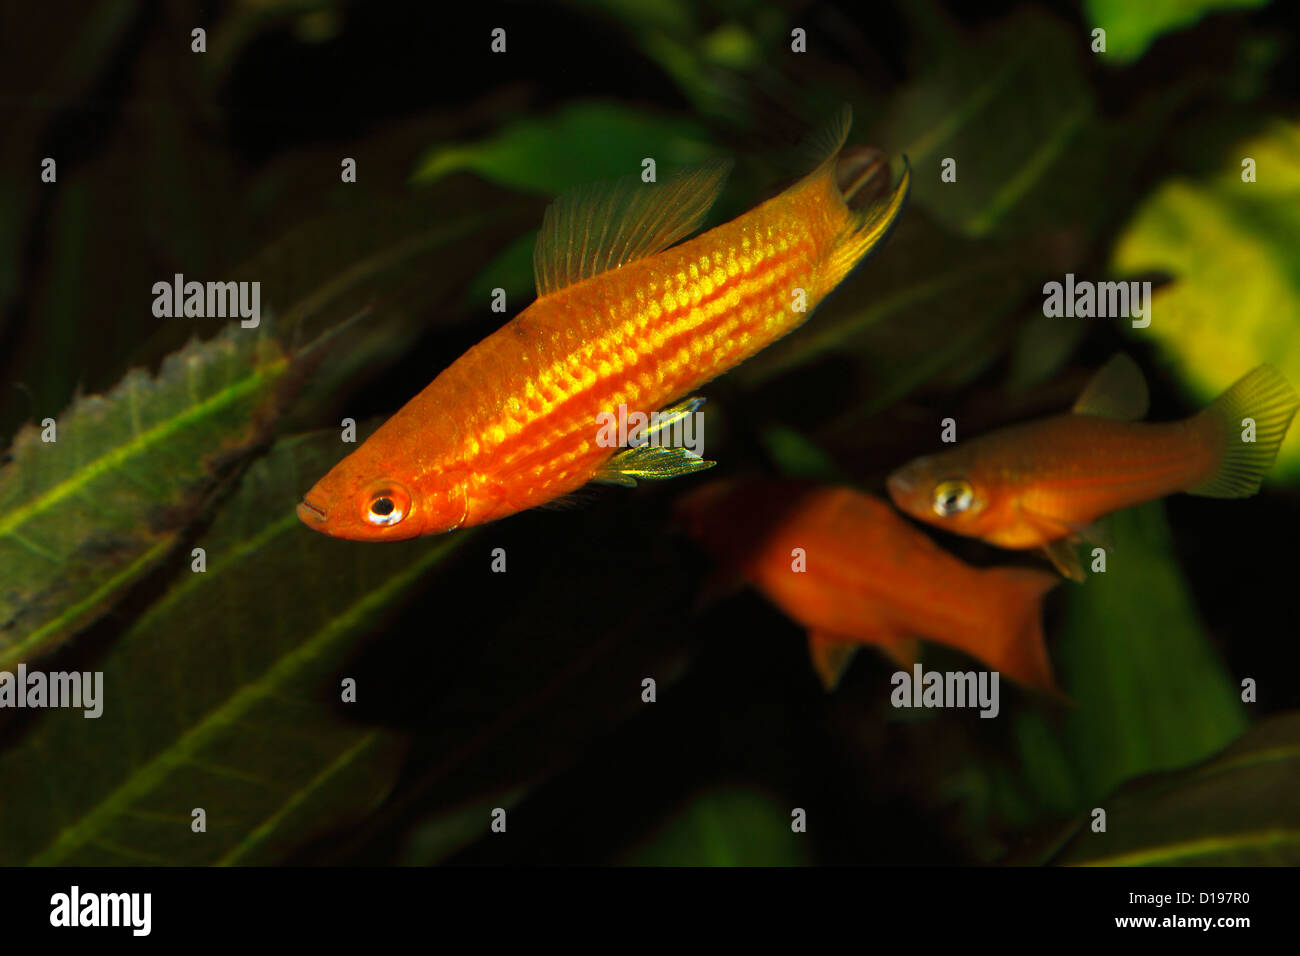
1;0;1294;865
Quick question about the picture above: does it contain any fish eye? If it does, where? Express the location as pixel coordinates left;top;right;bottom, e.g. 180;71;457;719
932;479;974;517
366;495;403;526
360;482;411;527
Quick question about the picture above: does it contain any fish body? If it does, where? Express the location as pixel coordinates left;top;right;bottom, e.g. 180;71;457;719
887;355;1299;577
896;413;1215;550
298;110;909;540
677;479;1059;693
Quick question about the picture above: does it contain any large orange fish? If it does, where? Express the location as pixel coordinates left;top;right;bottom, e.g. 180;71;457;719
677;478;1060;693
887;355;1299;579
297;109;909;540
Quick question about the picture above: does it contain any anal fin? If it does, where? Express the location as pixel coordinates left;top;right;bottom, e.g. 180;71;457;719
808;631;862;692
878;635;920;669
808;630;920;691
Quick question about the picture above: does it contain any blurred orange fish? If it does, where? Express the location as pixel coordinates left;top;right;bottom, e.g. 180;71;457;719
677;478;1060;693
298;109;909;540
887;355;1299;579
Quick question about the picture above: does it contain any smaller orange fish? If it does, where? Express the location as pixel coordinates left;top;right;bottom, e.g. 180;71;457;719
887;355;1299;579
676;478;1060;693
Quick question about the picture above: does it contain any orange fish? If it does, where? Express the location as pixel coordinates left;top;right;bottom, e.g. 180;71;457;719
887;355;1299;579
677;478;1060;693
297;109;909;540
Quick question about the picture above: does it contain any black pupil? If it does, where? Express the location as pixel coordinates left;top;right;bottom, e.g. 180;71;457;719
371;497;395;516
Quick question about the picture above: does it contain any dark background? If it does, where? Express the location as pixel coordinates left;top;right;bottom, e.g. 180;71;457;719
2;0;1297;866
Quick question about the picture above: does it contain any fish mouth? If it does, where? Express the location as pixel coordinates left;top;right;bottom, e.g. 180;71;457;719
297;497;328;523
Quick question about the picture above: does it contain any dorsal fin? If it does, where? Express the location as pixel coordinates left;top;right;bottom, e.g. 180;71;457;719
533;158;733;297
796;103;853;177
1072;353;1150;420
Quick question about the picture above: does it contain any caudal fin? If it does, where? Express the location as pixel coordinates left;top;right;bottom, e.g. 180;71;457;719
799;106;910;291
983;567;1062;698
823;157;910;290
1189;364;1299;498
835;146;892;209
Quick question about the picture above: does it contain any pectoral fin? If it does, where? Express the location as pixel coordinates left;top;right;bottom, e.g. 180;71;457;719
593;445;716;486
1077;517;1115;552
1014;502;1091;581
593;396;715;486
1041;538;1085;582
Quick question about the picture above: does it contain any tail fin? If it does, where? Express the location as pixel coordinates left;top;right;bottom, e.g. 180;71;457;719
835;146;893;209
983;567;1062;698
1189;364;1299;498
824;157;909;285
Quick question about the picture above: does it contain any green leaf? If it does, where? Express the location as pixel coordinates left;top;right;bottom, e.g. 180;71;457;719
1035;712;1300;865
760;426;846;482
1005;311;1090;392
560;1;749;119
1109;119;1300;481
623;788;812;866
1009;502;1249;819
0;0;140;316
320;502;706;864
732;9;1180;405
1083;0;1270;65
0;324;289;669
205;0;342;85
411;100;717;196
229;176;542;432
400;787;531;866
735;214;1038;401
875;9;1097;238
462;230;540;308
239;177;539;349
0;430;470;865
